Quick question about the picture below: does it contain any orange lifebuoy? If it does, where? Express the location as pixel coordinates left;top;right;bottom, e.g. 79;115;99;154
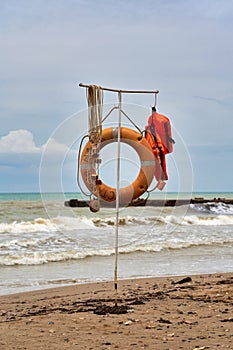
80;127;156;204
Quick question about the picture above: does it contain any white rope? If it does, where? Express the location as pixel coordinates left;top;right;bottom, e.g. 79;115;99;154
85;85;103;205
86;85;103;144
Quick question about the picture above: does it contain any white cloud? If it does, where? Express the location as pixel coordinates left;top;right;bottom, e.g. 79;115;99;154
0;129;71;155
41;137;70;156
0;129;40;153
0;129;74;171
0;129;76;192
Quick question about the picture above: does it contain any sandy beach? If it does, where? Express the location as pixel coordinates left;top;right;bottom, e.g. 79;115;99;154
0;273;232;349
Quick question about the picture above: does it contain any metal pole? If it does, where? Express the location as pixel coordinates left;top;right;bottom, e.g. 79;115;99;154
79;83;159;95
114;91;122;306
78;82;160;307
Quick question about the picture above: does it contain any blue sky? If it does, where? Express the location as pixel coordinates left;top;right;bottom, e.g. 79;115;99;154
0;0;233;193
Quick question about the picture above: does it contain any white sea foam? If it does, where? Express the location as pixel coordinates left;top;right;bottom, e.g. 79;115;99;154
93;214;233;227
0;218;57;234
162;214;233;226
1;237;232;266
0;216;96;234
191;202;233;215
1;212;233;235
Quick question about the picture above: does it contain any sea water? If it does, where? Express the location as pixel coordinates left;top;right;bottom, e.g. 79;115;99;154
0;192;232;295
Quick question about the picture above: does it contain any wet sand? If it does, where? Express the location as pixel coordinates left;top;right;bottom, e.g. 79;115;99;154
0;273;232;349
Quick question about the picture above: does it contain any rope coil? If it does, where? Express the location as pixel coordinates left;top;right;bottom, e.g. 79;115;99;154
86;85;103;144
85;85;103;208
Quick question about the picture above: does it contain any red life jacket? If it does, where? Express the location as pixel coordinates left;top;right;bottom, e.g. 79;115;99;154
145;111;174;182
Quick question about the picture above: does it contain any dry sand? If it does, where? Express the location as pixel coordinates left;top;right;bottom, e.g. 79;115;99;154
0;273;232;349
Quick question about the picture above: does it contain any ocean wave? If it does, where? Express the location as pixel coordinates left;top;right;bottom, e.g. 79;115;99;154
92;215;148;227
0;235;75;250
162;214;233;226
93;214;233;227
0;218;58;234
0;216;96;234
1;239;232;266
1;212;233;234
191;202;233;214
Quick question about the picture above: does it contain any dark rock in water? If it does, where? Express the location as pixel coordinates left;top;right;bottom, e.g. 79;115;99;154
64;199;89;207
64;197;148;208
64;197;233;208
